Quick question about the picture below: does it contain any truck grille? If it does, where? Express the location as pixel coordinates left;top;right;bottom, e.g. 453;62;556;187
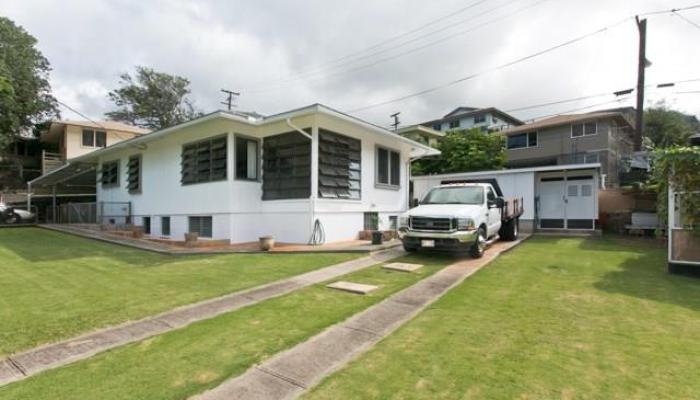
410;217;453;231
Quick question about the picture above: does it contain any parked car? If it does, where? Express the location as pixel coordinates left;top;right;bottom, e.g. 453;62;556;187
398;182;523;257
0;203;35;224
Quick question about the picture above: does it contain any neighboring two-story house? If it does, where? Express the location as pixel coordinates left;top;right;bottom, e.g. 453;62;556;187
40;120;150;174
497;110;635;187
420;106;523;133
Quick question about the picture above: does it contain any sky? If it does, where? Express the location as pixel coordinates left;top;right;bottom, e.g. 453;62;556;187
3;0;700;129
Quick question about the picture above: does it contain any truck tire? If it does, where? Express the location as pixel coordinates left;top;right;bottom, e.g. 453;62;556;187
470;226;487;258
501;218;519;241
4;213;19;225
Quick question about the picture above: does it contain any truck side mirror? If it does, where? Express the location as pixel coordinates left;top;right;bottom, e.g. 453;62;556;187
496;197;505;208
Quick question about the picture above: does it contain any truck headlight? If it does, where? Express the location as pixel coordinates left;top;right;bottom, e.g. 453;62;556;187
455;218;475;231
398;216;409;228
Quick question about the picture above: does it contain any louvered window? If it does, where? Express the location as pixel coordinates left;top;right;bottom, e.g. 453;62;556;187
181;135;228;185
262;131;311;200
101;160;119;187
189;216;212;238
127;155;141;193
318;130;361;200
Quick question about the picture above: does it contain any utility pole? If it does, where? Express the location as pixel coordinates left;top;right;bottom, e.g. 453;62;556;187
220;89;240;111
634;16;648;151
390;112;401;132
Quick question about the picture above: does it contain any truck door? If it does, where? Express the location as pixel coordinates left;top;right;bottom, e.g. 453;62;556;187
485;186;501;236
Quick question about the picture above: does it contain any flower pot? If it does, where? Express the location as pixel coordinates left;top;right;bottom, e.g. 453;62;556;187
259;236;275;251
371;231;383;245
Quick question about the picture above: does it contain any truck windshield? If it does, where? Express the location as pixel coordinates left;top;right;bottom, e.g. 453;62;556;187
422;186;484;205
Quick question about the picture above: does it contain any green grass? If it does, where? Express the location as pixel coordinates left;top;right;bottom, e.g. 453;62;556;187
0;227;359;357
304;236;700;400
0;253;455;400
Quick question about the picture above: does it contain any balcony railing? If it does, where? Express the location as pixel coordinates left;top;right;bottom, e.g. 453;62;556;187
41;150;65;175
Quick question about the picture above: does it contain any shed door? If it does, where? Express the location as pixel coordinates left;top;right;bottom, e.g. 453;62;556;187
538;177;565;228
564;176;595;229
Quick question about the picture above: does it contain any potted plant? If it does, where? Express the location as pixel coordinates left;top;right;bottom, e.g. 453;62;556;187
259;235;275;251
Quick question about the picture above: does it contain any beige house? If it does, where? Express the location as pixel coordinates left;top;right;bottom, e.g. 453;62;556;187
41;120;150;174
497;111;635;187
397;125;444;147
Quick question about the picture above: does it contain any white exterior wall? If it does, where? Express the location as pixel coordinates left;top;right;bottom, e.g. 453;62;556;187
95;111;417;244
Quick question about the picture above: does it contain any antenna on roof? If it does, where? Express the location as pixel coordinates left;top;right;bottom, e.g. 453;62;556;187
390;112;401;132
221;89;240;111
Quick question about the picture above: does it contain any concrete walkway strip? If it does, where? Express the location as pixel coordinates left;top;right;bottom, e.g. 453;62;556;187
0;248;404;388
193;236;528;400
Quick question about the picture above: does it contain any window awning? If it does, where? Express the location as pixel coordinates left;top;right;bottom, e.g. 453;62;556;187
29;161;97;188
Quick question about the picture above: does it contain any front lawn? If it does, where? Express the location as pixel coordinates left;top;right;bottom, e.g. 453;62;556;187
305;236;700;399
0;254;455;400
0;228;358;357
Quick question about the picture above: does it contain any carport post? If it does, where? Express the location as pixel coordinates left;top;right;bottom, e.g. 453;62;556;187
26;182;32;210
52;185;57;224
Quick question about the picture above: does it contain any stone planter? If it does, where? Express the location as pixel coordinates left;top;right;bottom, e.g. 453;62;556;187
184;232;199;247
259;236;275;251
131;226;145;239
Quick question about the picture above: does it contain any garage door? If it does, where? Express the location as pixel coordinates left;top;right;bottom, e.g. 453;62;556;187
537;175;595;230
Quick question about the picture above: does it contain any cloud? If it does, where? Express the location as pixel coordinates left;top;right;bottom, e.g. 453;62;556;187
4;0;700;128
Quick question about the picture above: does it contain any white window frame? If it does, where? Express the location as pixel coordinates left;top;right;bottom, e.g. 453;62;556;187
571;122;598;138
506;131;538;150
81;128;107;148
375;145;401;190
234;134;261;182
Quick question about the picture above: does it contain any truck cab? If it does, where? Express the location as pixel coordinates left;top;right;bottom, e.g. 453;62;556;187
398;182;522;257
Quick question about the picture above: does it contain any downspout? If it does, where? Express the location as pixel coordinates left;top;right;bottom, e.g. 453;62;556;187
285;118;317;242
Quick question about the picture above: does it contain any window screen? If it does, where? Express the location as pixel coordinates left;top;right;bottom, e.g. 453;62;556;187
181;135;227;184
377;148;389;184
449;120;460;129
364;212;378;230
95;131;107;147
318;130;361;199
101;160;119;187
581;184;592;197
262;131;311;200
474;114;485;123
161;216;170;236
127;155;141;193
82;129;95;146
235;136;259;180
572;122;597;137
508;132;537;149
390;151;400;186
568;185;579;197
142;216;151;235
189;216;213;238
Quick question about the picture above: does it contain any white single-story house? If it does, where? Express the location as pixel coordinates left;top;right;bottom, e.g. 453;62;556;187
30;104;439;244
411;163;601;232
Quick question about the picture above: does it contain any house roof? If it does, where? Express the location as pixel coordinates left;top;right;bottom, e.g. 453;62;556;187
61;103;440;165
53;120;151;134
421;107;524;127
497;111;634;136
397;125;445;138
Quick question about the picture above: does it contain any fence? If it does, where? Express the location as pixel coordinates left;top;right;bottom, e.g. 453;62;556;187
49;201;131;225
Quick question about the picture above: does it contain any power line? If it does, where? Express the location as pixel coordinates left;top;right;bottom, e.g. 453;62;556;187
240;0;494;90
56;100;107;129
637;4;700;16
347;16;632;113
673;10;700;30
246;0;549;93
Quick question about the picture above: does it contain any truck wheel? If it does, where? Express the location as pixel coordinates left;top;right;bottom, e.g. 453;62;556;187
470;227;487;258
4;213;19;224
502;218;519;241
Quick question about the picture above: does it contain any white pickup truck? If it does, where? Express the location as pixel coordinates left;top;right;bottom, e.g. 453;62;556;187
398;182;523;257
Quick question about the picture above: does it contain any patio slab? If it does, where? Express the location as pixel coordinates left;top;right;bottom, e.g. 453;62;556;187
382;262;424;272
326;281;380;295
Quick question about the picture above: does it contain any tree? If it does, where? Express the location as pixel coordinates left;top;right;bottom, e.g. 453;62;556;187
106;66;202;130
0;17;58;150
412;128;506;175
643;104;699;149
